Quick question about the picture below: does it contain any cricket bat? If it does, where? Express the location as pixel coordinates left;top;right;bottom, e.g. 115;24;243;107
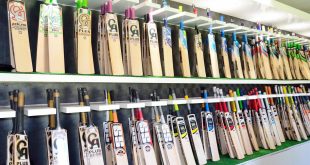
103;0;124;75
287;87;308;140
233;88;253;155
107;90;129;165
297;44;310;80
178;21;191;77
36;0;50;73
292;88;310;135
251;93;268;149
77;88;95;165
220;90;245;159
241;43;250;79
239;91;259;151
242;34;257;79
228;91;245;154
144;13;163;76
287;42;297;79
46;89;56;164
201;89;220;161
103;108;113;165
220;30;231;78
98;3;111;74
128;112;141;165
268;39;280;80
48;90;70;165
215;88;237;159
47;0;65;73
131;89;158;165
169;89;196;164
162;19;174;76
7;0;33;72
274;40;285;80
292;43;303;79
125;8;143;76
194;27;206;77
231;32;244;78
81;88;105;164
297;86;310;130
213;88;228;156
275;86;292;140
256;91;276;149
208;27;220;78
231;90;253;155
75;0;94;74
279;40;293;80
262;92;282;146
266;86;286;142
11;92;31;165
6;90;19;165
281;86;301;141
260;38;273;79
184;89;207;164
255;34;265;79
151;92;181;165
36;0;65;73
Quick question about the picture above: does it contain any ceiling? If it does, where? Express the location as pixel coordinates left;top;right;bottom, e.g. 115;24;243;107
173;0;310;38
276;0;310;13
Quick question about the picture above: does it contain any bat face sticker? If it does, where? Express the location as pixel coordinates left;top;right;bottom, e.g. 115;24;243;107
130;25;139;38
163;28;172;47
78;14;91;34
49;8;62;30
9;4;26;21
206;117;214;131
149;28;157;40
108;19;118;33
16;139;28;160
87;132;100;149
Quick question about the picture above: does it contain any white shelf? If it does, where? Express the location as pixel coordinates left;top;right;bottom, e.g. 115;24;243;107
235;27;253;34
133;1;160;17
187;98;205;104
24;106;56;117
90;104;120;111
151;6;179;20
61;105;90;113
119;102;145;109
0;109;15;118
167;11;197;24
184;16;212;27
0;92;307;118
167;99;188;105
143;101;168;107
199;20;226;30
1;73;310;85
112;0;139;13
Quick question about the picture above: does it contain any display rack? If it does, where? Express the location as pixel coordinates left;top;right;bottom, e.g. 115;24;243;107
1;93;309;118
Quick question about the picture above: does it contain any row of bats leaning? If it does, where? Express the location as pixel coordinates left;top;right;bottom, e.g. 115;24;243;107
8;0;310;80
5;84;310;165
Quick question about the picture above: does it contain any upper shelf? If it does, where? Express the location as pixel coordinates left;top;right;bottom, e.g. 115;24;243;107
174;0;310;38
52;0;309;44
1;73;309;84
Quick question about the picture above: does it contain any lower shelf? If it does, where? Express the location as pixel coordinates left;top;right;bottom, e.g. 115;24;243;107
209;139;310;165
